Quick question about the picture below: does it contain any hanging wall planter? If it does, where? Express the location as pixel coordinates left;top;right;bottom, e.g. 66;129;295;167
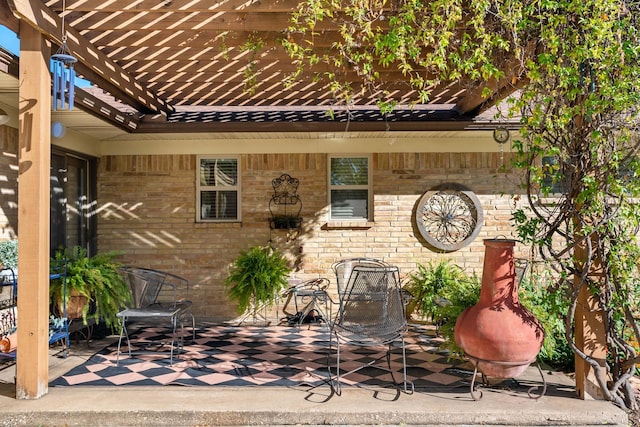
271;215;303;230
269;174;302;231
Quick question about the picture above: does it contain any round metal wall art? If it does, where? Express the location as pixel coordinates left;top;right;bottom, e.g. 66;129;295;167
415;183;484;252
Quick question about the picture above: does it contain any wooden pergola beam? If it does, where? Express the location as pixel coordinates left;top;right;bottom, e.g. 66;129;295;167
46;0;306;13
6;0;174;115
136;118;479;133
0;46;139;132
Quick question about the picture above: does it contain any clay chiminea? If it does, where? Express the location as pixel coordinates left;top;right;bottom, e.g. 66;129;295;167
454;238;544;378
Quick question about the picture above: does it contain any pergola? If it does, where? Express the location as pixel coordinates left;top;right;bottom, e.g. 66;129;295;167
0;0;513;134
0;0;569;401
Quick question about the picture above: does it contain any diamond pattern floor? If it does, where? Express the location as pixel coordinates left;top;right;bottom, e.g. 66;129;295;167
50;323;475;389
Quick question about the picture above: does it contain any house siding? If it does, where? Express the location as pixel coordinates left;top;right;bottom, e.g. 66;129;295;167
97;151;526;321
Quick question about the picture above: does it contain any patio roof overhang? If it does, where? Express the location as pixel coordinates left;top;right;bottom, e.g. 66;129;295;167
0;0;521;135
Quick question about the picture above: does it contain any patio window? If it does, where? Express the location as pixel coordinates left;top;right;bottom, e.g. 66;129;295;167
328;155;372;221
197;156;240;222
541;156;567;194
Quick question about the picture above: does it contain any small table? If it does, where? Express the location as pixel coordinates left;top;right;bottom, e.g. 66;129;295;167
282;278;332;327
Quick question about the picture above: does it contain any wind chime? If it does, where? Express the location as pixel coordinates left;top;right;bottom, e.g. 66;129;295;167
50;0;77;111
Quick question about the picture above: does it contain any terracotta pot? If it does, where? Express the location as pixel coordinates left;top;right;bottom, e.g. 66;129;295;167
454;239;544;378
58;291;89;319
0;332;17;353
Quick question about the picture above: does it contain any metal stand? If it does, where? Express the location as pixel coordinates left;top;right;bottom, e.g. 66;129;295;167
225;297;272;326
281;278;331;328
466;355;547;401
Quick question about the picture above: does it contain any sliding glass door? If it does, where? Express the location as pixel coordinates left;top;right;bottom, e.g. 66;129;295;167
50;150;97;257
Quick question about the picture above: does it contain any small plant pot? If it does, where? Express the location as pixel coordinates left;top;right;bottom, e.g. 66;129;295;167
57;291;89;320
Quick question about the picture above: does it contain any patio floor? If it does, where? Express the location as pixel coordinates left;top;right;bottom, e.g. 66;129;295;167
0;322;628;426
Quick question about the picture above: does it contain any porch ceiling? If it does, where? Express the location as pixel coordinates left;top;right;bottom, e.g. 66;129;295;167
0;0;516;134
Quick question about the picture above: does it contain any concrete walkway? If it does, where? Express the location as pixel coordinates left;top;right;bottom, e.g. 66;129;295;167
0;336;629;426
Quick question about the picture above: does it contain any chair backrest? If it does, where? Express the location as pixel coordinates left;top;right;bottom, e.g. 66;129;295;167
154;270;190;304
337;265;406;340
120;266;190;308
332;258;388;298
120;267;166;308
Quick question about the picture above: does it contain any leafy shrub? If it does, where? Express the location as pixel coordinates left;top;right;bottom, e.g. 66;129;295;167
519;267;574;371
430;272;481;356
0;240;18;269
403;259;468;322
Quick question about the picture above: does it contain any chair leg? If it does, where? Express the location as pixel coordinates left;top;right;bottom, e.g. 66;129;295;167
116;317;130;366
169;315;178;365
334;334;342;395
399;337;414;394
327;330;342;395
384;340;414;394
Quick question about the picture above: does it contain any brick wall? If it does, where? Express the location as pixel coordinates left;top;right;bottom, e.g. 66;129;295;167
98;152;527;321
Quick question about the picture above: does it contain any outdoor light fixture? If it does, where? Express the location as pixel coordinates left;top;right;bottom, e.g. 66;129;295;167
493;126;510;167
492;127;510;144
0;108;8;125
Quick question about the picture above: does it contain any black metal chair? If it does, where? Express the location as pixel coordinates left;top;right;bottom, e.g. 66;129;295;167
328;264;414;395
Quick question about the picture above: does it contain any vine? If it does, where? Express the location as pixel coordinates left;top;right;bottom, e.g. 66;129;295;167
285;0;640;409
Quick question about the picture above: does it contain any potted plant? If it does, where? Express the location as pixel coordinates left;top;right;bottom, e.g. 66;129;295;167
224;245;291;320
403;259;481;356
403;259;468;322
50;246;131;331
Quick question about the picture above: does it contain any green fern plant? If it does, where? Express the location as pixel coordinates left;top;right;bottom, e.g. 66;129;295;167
50;246;131;330
403;259;468;322
224;245;291;315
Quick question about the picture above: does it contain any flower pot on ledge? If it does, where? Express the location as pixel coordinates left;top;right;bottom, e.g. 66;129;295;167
454;238;545;378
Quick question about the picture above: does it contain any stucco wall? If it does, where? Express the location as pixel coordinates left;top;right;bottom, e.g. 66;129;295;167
97;151;527;321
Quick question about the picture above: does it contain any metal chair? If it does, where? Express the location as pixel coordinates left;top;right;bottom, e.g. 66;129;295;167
116;267;195;365
332;258;387;298
328;264;414;395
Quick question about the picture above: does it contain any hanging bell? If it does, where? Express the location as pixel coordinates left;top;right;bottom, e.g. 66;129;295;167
51;45;77;111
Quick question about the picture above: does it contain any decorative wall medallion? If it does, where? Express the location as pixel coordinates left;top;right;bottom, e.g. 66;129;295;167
415;183;483;252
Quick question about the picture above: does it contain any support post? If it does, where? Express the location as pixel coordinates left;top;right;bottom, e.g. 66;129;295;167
16;24;51;399
574;232;607;400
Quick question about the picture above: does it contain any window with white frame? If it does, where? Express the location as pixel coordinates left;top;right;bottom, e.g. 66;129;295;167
328;154;372;221
197;156;240;222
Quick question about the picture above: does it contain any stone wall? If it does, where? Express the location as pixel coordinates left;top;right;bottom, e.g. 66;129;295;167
97;152;527;321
